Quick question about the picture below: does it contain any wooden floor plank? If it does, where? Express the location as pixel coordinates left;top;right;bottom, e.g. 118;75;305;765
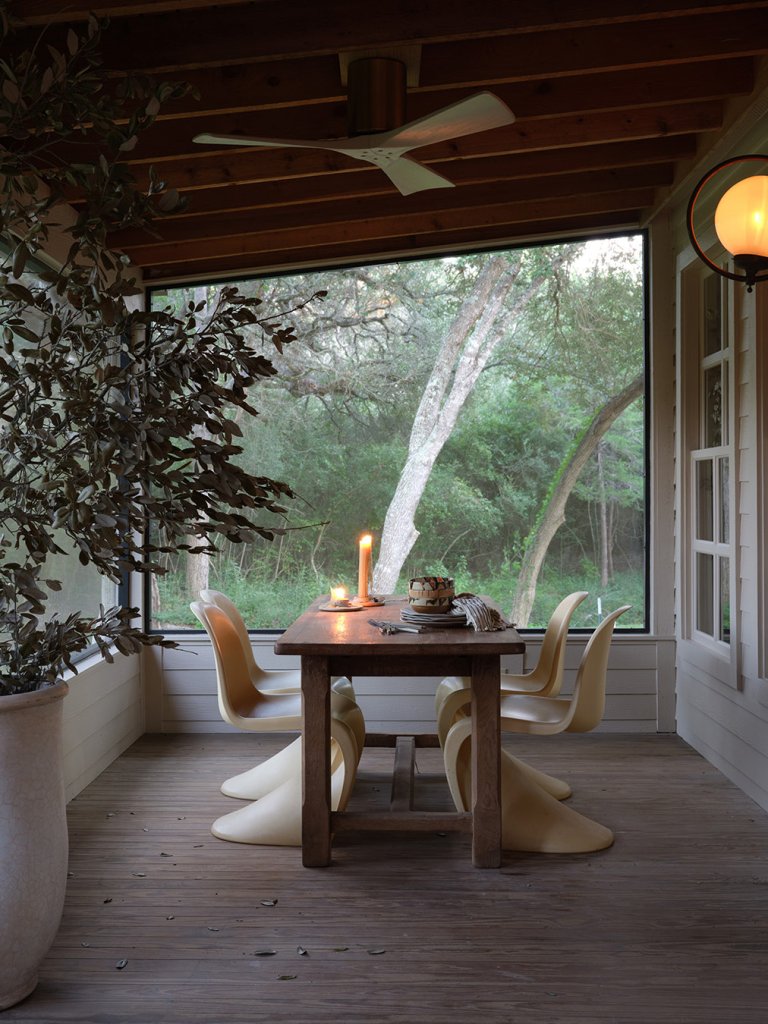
5;732;768;1023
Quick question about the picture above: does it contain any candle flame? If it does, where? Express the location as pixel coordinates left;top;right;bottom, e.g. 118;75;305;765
331;586;347;602
360;534;372;548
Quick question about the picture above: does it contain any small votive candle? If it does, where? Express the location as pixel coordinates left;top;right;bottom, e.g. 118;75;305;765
331;586;350;606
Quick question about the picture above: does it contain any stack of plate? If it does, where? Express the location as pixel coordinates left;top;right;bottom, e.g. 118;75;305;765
401;608;468;627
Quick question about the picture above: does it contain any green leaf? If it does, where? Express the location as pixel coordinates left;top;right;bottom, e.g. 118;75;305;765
2;78;19;103
12;243;29;279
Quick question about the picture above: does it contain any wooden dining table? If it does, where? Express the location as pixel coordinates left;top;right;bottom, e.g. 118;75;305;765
274;595;525;868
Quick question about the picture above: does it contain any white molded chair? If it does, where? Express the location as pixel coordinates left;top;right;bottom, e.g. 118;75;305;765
435;590;588;750
434;591;588;802
191;600;364;845
501;590;588;696
199;588;354;699
440;605;630;853
497;603;630;736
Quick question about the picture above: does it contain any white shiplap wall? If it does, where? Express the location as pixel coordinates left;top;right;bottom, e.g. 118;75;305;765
62;651;143;801
672;174;768;814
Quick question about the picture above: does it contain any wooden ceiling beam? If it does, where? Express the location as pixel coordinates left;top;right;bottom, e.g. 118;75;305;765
15;2;768;71
158;56;753;123
11;0;253;22
153;148;685;220
119;99;723;164
67;137;695;214
14;0;765;282
123;188;656;268
141;211;642;283
17;0;768;28
419;10;768;89
121;101;722;187
85;8;768;76
111;165;673;251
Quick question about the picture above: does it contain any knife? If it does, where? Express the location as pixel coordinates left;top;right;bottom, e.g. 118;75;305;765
368;618;426;634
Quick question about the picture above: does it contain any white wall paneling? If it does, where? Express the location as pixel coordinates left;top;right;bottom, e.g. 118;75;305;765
62;652;143;801
673;170;768;814
155;633;664;735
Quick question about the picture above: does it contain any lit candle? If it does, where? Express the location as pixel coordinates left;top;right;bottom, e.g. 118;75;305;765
331;586;348;605
358;534;372;601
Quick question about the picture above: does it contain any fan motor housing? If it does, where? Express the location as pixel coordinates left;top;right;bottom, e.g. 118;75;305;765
347;57;407;136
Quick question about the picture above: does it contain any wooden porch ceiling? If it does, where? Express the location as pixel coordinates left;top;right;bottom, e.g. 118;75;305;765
17;0;768;282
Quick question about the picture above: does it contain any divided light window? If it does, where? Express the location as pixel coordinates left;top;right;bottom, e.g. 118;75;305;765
691;273;732;646
149;235;647;634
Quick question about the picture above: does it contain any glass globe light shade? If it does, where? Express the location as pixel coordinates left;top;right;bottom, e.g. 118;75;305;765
714;175;768;258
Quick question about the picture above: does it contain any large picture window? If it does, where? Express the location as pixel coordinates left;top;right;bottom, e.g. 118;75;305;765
149;235;647;632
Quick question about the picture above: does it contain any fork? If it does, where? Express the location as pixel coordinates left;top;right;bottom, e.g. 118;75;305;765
368;618;426;635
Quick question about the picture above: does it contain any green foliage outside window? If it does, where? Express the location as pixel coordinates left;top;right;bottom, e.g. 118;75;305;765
151;237;646;632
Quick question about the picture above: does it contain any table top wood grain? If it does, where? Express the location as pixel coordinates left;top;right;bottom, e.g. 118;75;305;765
274;595;524;658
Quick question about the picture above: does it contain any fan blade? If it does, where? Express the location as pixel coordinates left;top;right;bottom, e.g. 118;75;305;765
192;93;507;196
378;92;515;151
379;156;455;197
194;131;409;168
193;132;349;151
193;92;513;158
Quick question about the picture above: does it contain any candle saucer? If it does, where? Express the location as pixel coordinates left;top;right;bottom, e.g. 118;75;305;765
318;593;384;611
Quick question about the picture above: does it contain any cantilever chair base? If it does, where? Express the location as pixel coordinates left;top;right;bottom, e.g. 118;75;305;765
213;694;365;846
221;735;303;799
444;718;612;854
507;752;572;801
211;747;352;847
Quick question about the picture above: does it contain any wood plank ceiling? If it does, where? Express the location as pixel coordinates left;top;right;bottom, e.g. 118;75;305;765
15;0;768;283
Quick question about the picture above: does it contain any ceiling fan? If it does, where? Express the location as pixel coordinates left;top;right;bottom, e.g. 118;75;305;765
193;56;515;197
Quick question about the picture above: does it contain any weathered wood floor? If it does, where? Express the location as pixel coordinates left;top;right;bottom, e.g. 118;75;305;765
7;732;768;1024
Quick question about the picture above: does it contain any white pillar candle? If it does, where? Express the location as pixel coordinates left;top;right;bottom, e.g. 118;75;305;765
358;534;372;600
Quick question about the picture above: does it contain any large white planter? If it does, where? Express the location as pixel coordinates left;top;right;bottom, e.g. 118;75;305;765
0;681;69;1010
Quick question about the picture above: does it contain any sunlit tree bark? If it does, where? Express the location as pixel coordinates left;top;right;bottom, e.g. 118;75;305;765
509;373;643;626
374;252;567;594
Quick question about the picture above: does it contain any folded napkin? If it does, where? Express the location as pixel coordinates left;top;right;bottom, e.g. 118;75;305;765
452;593;511;632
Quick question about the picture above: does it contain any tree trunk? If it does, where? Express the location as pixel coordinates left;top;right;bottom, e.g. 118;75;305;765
597;440;610;588
186;551;210;602
509;373;643;627
374;253;567;594
608;500;615;581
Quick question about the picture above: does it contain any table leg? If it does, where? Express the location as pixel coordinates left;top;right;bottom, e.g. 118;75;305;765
470;654;502;868
301;655;332;867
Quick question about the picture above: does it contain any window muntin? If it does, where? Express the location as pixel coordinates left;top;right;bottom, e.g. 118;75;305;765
149;235;647;634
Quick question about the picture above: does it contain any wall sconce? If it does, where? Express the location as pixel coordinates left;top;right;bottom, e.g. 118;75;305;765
686;154;768;291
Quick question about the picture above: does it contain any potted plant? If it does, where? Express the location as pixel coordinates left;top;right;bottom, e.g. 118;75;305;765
0;6;321;1007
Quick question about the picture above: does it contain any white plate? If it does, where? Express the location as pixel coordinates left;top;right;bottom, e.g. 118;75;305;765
401;609;467;626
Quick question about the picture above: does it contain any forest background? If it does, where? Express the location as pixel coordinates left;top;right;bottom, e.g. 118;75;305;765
149;234;646;632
